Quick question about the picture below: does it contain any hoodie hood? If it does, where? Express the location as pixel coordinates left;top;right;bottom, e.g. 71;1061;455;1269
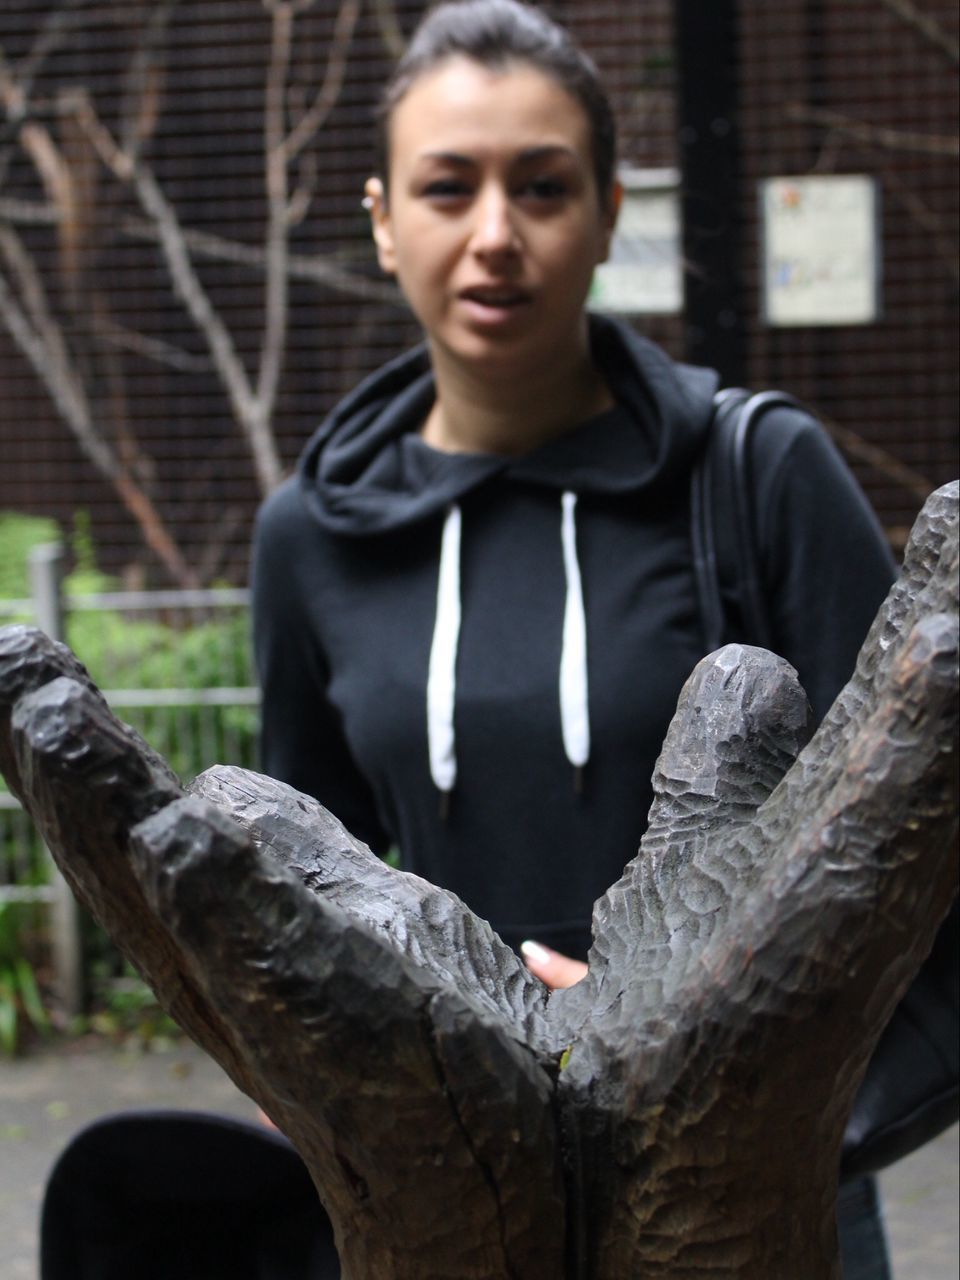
298;312;719;536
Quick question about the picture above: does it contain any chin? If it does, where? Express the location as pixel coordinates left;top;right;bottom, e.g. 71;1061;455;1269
442;326;573;377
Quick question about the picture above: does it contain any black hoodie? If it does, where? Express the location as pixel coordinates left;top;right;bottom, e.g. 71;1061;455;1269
252;314;894;960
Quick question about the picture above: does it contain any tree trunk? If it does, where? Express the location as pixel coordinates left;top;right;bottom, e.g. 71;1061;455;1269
0;482;956;1279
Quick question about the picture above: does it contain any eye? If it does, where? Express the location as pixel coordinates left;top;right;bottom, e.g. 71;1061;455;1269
518;176;568;201
421;178;472;201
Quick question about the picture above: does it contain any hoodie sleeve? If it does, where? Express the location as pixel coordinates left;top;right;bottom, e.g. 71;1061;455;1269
251;480;391;855
752;408;898;722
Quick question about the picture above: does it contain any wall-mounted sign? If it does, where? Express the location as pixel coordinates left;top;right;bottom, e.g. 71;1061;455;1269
761;174;881;326
592;167;682;315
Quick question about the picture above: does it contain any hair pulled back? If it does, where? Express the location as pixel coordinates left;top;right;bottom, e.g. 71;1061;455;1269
377;0;617;202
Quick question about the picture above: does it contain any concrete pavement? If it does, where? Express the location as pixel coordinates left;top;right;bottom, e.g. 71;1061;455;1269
1;1036;957;1278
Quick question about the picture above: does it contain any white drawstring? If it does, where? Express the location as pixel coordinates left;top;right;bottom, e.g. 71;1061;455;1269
559;491;590;770
426;493;591;799
426;503;462;793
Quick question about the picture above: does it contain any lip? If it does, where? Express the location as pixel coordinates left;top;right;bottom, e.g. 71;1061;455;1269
459;285;532;305
457;284;533;325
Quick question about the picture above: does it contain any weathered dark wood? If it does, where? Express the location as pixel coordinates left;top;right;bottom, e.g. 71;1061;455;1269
546;483;960;1275
0;481;956;1279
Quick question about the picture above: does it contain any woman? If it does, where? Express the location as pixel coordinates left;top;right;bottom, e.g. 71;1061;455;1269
252;1;901;1272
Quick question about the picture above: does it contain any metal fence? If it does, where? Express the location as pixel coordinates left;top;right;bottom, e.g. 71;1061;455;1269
0;544;258;1011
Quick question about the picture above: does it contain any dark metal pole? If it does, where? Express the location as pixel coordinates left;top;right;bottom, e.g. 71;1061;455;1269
674;0;745;385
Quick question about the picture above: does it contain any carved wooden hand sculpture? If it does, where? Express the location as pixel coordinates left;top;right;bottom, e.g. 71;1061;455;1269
0;483;956;1280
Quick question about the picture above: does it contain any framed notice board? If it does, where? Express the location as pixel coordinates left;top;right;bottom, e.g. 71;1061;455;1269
761;174;881;326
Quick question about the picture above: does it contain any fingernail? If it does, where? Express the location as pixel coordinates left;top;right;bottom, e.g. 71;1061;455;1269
521;940;551;965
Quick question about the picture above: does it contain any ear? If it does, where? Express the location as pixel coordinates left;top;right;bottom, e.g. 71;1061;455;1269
597;179;623;265
364;177;397;275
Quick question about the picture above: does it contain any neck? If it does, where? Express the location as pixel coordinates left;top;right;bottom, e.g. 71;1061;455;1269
421;341;613;457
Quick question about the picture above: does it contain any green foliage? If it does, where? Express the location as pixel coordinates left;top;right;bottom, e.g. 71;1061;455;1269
0;511;60;600
0;509;257;1048
56;513;257;780
78;955;181;1051
1;507;258;791
0;512;61;917
68;604;250;692
64;603;257;782
70;509;97;577
0;902;50;1056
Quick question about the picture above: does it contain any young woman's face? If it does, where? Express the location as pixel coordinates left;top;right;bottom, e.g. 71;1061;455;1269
367;57;619;378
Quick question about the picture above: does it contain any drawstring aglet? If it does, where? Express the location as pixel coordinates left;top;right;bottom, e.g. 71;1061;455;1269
438;789;452;821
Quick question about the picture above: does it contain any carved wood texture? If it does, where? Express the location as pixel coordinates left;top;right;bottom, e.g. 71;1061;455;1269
0;482;956;1279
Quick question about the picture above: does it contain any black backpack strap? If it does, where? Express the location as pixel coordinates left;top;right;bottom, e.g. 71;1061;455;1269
691;388;748;653
691;388;804;652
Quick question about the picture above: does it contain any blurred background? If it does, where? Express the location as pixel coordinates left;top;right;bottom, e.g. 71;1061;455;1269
0;0;956;1036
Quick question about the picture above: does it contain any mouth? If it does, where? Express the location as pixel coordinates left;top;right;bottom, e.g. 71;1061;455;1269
459;286;532;310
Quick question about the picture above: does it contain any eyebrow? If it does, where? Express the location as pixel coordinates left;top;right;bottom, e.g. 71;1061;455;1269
416;145;578;166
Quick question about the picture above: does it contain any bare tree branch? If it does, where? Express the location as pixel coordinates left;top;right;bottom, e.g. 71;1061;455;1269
786;102;959;158
285;144;317;226
0;197;59;224
64;0;371;499
60;87;131;177
878;0;959;65
7;113;80;234
283;0;362;162
2;0;383;520
373;0;407;59
0;225;197;587
123;217;403;304
820;415;936;506
881;174;960;285
13;0;90;102
97;322;212;374
69;88;284;494
0;227;106;472
119;0;180;159
0;24;200;586
259;1;296;444
0;197;403;303
0;0;91;191
134;162;285;492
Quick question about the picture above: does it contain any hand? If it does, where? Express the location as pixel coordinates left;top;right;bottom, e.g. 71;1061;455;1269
521;940;588;990
256;1107;278;1130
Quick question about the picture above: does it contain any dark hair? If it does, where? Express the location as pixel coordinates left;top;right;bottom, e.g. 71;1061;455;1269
376;0;617;204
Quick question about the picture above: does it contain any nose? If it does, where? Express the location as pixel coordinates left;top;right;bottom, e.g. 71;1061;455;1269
469;183;520;262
